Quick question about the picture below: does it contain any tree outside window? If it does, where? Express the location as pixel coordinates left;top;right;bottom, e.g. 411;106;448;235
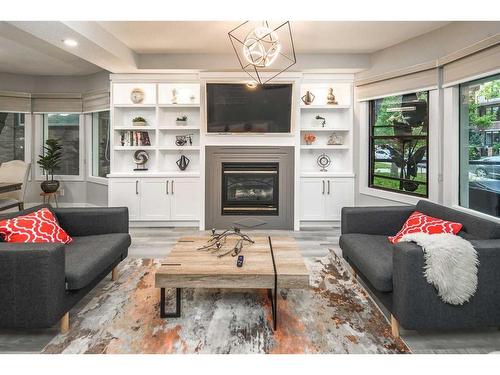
0;113;25;164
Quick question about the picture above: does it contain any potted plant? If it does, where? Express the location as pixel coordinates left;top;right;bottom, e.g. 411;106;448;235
132;116;147;126
304;133;316;145
37;138;62;193
176;115;188;126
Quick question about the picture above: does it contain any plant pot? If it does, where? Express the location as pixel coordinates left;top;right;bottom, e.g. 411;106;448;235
133;121;146;127
41;180;59;193
176;120;187;126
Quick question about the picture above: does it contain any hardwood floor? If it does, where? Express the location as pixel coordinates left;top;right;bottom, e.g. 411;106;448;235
1;226;499;354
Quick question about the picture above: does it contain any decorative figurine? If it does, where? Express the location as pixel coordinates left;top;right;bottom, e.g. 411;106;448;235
130;88;145;104
175;134;193;146
315;115;326;128
301;90;315;105
317;153;331;172
171;88;178;104
326;88;338;105
304;133;316;145
133;150;149;171
328;133;343;145
176;155;190;171
197;227;255;258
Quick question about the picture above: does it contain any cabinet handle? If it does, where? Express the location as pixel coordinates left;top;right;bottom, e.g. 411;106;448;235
322;180;325;195
135;180;139;195
166;180;169;195
328;180;330;195
171;180;174;195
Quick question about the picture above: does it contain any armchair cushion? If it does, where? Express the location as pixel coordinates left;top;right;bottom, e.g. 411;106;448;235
339;234;394;292
64;233;131;290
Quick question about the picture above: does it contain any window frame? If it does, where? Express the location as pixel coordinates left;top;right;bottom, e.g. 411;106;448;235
86;110;110;185
368;92;430;198
35;113;84;182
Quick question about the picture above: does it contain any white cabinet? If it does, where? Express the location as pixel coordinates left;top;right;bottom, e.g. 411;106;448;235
141;179;171;220
109;177;200;221
300;177;354;221
108;179;141;220
170;178;200;220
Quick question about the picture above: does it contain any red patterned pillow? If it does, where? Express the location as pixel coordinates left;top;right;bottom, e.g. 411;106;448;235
388;211;463;244
0;207;72;244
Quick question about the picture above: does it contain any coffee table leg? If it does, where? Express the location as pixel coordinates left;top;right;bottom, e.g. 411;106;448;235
267;288;277;331
160;288;182;318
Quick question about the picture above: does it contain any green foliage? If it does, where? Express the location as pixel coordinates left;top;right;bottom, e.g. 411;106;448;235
479;80;500;100
468;102;495;129
133;116;146;122
37;139;62;180
469;147;480;160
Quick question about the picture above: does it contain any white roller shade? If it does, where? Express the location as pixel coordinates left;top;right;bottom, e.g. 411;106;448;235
0;91;31;113
82;89;110;112
31;93;82;113
442;43;500;87
356;68;438;101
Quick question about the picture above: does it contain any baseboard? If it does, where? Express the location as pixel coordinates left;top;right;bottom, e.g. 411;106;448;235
300;221;341;229
129;221;200;228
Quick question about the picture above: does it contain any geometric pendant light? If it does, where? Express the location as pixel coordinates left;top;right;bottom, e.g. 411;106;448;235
228;21;297;85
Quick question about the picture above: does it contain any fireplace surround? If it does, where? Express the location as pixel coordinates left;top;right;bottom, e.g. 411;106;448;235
206;146;294;229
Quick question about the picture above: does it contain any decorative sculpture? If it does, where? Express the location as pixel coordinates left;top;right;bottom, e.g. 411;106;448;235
133;150;149;171
130;88;145;104
327;133;343;145
176;155;190;171
197;227;255;258
315;115;326;128
317;153;331;172
175;134;193;146
301;90;315;105
326;88;338;105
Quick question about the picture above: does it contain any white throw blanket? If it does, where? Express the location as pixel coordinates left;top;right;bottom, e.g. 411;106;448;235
400;233;479;305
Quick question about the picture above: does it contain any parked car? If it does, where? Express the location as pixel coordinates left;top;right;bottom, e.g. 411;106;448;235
374;149;392;160
470;155;500;179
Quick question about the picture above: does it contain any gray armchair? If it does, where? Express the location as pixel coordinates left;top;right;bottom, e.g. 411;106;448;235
340;200;500;337
0;205;130;332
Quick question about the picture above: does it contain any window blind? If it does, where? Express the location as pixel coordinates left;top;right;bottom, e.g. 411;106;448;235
0;91;31;113
31;93;82;113
82;89;110;112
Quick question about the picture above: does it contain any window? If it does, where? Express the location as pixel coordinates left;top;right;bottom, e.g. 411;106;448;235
91;111;110;178
459;74;500;217
369;92;429;197
43;113;80;176
0;113;25;163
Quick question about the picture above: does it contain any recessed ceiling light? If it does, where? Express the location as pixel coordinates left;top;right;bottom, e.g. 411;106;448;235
63;39;78;47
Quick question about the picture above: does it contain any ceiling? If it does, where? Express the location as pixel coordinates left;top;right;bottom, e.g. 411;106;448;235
98;21;449;54
0;21;450;76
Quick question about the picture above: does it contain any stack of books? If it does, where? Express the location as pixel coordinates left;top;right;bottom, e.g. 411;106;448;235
120;131;151;146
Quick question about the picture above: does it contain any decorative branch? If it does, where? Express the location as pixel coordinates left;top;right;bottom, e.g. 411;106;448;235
197;227;254;257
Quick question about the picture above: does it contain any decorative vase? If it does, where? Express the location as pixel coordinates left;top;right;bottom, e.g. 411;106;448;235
176;120;187;126
41;180;59;193
301;91;315;105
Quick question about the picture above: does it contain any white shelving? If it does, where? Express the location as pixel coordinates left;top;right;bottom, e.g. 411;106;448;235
300;104;351;109
300;145;350;150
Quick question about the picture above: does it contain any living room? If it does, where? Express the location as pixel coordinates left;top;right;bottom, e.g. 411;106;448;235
1;0;500;372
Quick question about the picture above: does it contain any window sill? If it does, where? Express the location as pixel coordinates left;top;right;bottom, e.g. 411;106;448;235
359;185;425;206
87;176;108;186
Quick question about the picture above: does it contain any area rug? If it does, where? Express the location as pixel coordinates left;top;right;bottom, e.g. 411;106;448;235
42;254;410;354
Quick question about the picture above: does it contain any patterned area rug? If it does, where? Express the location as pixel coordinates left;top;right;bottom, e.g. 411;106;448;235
42;254;409;354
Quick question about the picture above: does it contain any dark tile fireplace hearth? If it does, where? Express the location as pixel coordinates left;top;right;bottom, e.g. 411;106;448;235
205;146;294;230
222;162;279;216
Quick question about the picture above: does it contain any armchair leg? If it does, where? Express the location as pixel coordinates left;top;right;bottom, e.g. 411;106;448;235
111;266;118;281
390;314;400;338
60;312;69;334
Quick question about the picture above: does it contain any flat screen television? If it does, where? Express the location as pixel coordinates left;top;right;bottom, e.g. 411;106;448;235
206;83;292;133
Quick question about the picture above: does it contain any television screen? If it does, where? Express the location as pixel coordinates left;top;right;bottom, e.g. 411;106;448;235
206;83;292;133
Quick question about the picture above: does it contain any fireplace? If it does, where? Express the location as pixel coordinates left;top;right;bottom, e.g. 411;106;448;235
221;162;279;215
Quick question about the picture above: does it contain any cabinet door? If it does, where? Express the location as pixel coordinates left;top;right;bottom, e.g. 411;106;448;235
140;178;171;220
325;178;354;220
170;178;201;221
108;179;141;220
300;178;326;220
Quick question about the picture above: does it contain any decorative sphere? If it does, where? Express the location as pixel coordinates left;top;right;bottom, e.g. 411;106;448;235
242;26;281;68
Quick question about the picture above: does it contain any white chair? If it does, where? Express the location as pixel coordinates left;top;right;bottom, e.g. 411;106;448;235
0;160;31;211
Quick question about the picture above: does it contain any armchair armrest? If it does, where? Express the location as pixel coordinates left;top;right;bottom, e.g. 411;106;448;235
341;205;415;236
392;240;500;330
54;207;129;237
0;243;66;328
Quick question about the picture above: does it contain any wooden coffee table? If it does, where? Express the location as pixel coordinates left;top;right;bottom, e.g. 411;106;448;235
155;235;309;330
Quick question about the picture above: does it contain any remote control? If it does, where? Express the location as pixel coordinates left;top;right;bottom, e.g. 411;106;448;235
237;255;244;267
